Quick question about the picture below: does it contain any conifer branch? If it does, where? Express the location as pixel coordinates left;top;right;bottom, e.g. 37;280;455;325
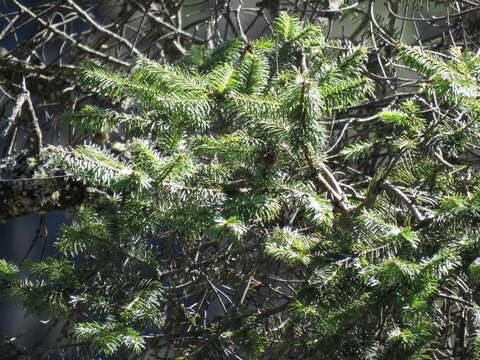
3;9;480;358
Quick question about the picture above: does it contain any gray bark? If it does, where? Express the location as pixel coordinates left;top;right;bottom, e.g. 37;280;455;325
0;150;86;222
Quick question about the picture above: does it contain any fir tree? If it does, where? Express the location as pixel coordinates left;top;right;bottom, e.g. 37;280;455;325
2;12;480;360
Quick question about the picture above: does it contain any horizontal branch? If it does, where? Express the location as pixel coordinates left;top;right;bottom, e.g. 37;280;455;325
0;150;103;223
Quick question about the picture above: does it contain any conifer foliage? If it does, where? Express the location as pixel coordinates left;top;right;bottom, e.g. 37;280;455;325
2;13;480;359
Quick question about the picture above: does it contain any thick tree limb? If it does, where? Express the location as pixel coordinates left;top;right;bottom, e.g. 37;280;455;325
0;150;91;223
